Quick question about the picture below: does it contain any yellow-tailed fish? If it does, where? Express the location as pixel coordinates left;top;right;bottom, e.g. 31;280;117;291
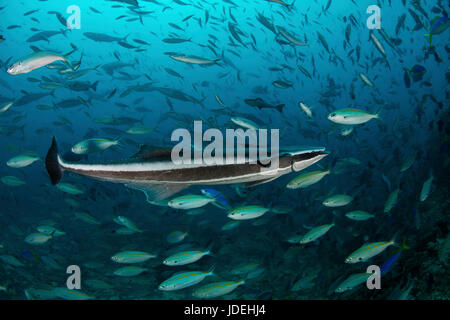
286;170;330;189
111;251;157;264
158;267;215;291
192;280;245;298
163;248;212;266
52;287;93;300
167;231;188;243
168;194;216;210
1;176;25;186
328;108;379;125
227;205;269;220
334;273;372;293
384;188;400;213
25;233;52;245
113;266;148;277
345;210;375;221
345;237;396;263
56;183;84;195
420;174;433;201
300;223;334;244
7;153;40;168
322;194;353;207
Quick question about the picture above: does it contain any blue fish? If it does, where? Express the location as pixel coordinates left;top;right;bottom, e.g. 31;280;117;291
405;65;426;82
22;251;33;259
380;241;410;275
201;188;232;210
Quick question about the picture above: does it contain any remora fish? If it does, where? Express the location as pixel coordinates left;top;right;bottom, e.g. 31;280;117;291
277;26;307;46
45;137;328;202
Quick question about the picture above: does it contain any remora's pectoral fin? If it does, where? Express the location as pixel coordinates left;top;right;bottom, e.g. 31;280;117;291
126;183;189;203
244;177;278;188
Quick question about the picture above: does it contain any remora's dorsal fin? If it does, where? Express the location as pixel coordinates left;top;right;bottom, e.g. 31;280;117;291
132;145;173;160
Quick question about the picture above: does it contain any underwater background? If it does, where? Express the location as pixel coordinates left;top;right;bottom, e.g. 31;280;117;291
0;0;449;300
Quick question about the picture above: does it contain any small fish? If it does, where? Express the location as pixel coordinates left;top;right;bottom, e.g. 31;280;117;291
322;194;353;207
113;266;148;277
0;254;24;267
221;220;241;231
6;153;40;168
25;233;52;245
168;194;216;210
277;26;307;46
0;101;14;113
286;170;330;189
300;223;334;244
52;287;93;300
74;212;100;225
56;183;84;195
425;16;450;44
345;210;374;221
299;102;313;118
340;126;354;136
334;273;371;293
328;109;380;125
381;241;410;275
272;80;293;89
113;216;143;233
1;176;25;186
158;267;215;291
36;225;65;237
166;231;188;244
419;174;433;202
384;188;399;213
227;206;269;220
400;153;416;172
345;237;396;263
192;280;245;298
111;251;157;264
231;117;260;130
201;188;231;209
163;248;212;266
126;125;154;135
359;73;375;87
71;138;120;154
7;50;74;75
170;55;219;66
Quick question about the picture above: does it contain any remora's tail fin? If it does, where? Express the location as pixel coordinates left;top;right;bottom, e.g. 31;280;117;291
45;137;62;185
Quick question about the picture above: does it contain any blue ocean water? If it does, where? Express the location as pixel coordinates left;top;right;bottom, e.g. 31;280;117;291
0;0;448;300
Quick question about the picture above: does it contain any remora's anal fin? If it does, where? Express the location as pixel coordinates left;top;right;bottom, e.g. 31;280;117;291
244;177;278;188
126;183;189;203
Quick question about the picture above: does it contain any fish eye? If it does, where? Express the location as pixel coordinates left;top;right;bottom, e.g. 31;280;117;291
331;113;336;117
358;257;362;261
